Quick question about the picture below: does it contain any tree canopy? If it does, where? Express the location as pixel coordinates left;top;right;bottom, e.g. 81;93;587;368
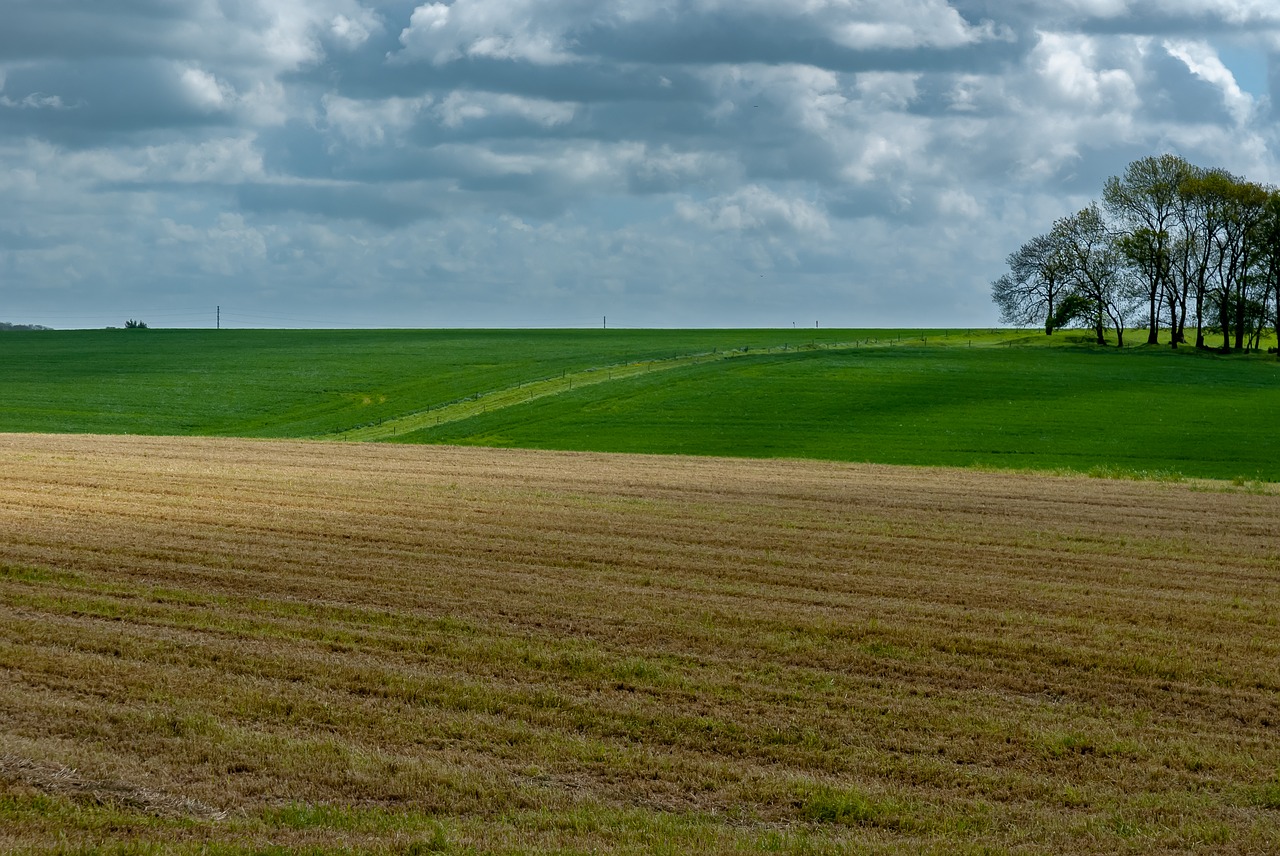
993;155;1280;355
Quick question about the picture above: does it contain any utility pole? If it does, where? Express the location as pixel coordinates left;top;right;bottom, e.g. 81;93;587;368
603;315;607;330
216;306;220;330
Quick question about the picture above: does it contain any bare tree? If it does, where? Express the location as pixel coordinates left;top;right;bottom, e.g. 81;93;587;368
991;231;1071;334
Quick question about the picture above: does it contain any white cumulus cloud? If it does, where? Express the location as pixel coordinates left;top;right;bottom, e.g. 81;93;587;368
180;68;235;113
436;92;577;129
678;185;830;237
1164;39;1255;125
397;0;583;65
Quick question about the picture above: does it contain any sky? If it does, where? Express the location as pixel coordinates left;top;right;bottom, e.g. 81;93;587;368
2;1;1279;329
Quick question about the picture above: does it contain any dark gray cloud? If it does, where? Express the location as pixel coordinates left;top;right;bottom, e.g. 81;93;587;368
1;0;1278;328
0;60;238;147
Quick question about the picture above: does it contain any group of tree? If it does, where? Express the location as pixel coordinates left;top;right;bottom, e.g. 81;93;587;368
992;154;1280;354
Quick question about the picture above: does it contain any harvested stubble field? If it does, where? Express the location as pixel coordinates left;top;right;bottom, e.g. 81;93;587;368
0;434;1278;855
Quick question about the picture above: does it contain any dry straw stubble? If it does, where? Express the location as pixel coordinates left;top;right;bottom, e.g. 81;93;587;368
0;433;1277;854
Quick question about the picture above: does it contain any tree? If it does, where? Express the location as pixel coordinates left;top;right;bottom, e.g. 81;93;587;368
1046;291;1095;333
124;319;148;329
1205;176;1269;351
1175;167;1237;348
1115;226;1168;337
991;230;1071;334
1247;189;1280;359
995;155;1280;354
1055;204;1139;347
1103;155;1192;346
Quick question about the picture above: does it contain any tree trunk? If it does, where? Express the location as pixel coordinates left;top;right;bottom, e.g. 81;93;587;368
1193;279;1207;348
1220;277;1233;351
1147;288;1159;344
1234;286;1246;351
1175;284;1188;345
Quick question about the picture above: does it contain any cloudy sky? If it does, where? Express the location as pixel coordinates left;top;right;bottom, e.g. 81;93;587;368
2;1;1278;329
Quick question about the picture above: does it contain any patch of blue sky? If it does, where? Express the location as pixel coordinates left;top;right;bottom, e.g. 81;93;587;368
1215;42;1270;98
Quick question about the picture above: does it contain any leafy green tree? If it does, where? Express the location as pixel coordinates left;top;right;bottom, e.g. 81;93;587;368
1055;204;1138;347
1174;167;1237;348
1046;292;1095;332
1103;154;1192;346
1207;177;1269;351
1115;226;1169;338
1246;189;1280;358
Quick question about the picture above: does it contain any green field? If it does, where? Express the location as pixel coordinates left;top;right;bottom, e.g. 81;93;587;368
401;345;1280;480
1;327;1277;480
0;328;895;437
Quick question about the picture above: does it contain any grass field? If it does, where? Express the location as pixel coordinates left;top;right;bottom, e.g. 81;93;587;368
0;328;907;438
2;434;1278;854
395;344;1280;480
0;327;1277;480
